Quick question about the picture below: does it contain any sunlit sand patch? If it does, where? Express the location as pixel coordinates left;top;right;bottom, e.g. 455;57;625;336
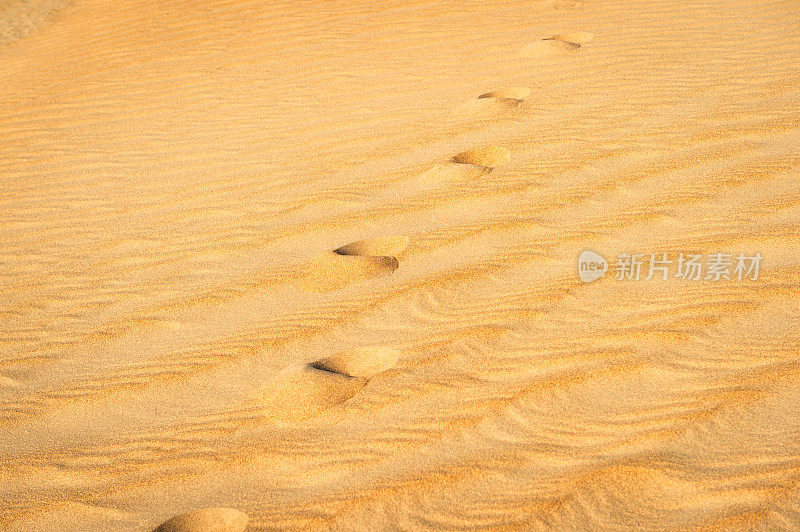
520;39;580;58
153;507;248;532
298;236;407;293
547;31;594;45
259;347;400;421
452;145;511;173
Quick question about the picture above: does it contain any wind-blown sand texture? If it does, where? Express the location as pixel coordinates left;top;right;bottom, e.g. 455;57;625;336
2;0;800;530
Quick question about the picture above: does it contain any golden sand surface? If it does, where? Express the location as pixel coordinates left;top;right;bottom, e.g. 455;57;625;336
2;0;800;529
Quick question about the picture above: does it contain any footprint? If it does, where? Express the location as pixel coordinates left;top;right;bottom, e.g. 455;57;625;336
547;31;594;45
520;32;593;58
154;508;248;532
310;346;402;377
460;87;531;116
334;236;409;257
452;145;511;173
258;347;401;422
298;236;409;293
414;145;511;185
520;39;580;58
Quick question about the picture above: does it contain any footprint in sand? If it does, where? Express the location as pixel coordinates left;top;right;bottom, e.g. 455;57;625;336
460;87;531;116
154;508;248;532
298;236;409;293
415;144;511;185
548;32;594;45
452;145;511;174
258;347;401;421
520;32;593;57
478;87;532;104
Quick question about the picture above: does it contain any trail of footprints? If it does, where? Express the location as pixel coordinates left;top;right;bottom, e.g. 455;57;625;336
134;31;592;531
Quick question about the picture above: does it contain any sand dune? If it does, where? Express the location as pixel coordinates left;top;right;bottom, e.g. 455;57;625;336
2;0;800;529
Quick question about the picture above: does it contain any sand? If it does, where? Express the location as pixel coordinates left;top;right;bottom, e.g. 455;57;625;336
2;0;800;530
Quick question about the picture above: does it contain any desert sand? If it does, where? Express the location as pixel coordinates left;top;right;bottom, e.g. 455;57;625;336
2;0;800;530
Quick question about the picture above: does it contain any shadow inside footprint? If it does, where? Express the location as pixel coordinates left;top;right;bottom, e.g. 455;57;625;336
478;87;531;103
310;346;401;378
154;508;248;532
259;347;401;422
334;236;409;257
298;236;408;293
